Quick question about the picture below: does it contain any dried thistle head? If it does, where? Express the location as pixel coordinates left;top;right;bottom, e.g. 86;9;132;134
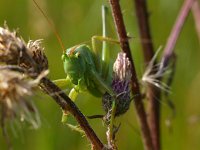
102;52;132;118
26;40;48;73
0;69;41;129
0;25;49;129
0;27;26;65
0;26;48;76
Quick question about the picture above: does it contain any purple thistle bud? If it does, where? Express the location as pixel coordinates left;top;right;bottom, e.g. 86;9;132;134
102;52;132;117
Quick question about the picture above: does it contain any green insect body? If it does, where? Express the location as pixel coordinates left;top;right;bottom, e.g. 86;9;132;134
62;44;112;98
51;6;129;135
32;0;123;135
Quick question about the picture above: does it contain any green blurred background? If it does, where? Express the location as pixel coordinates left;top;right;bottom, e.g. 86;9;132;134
0;0;200;149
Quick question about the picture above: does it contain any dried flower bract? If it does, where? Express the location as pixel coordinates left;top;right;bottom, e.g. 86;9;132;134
26;40;48;73
0;26;49;129
0;69;40;129
0;27;26;65
0;26;48;77
142;47;171;93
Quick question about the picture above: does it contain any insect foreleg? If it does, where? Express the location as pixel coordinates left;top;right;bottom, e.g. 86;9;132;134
69;88;79;101
53;78;73;89
61;88;79;128
54;77;80;125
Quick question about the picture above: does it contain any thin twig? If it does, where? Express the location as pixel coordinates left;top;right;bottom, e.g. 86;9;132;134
0;67;104;149
106;101;117;149
133;0;161;150
160;0;195;69
192;0;200;44
40;78;104;150
109;0;154;150
133;0;155;62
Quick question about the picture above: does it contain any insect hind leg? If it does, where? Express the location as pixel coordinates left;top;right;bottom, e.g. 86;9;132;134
91;5;119;78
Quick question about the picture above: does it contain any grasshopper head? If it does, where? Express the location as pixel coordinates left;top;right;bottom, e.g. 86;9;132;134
62;46;86;85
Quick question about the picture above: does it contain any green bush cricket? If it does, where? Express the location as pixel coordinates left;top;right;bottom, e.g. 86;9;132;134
54;6;120;124
33;0;120;121
32;1;132;138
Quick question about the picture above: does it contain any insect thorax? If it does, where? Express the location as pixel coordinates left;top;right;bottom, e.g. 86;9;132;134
62;44;96;86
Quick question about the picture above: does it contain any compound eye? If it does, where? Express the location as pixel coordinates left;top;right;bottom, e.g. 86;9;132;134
75;52;80;58
61;54;67;61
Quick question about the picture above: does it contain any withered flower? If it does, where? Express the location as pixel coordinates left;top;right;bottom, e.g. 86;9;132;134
142;47;171;93
102;52;132;118
25;40;49;74
0;27;26;65
0;70;41;129
0;26;48;76
0;26;49;129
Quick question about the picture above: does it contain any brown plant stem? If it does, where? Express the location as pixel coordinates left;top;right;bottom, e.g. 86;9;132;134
40;78;104;150
133;0;161;150
109;0;154;150
192;0;200;44
160;0;195;69
133;0;155;62
0;64;104;150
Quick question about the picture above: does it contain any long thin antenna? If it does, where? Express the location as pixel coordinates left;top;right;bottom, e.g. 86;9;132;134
32;0;65;53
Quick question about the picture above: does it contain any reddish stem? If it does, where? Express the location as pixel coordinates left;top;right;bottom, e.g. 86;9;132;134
40;78;104;150
109;0;154;150
192;0;200;44
161;0;195;68
133;0;161;150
